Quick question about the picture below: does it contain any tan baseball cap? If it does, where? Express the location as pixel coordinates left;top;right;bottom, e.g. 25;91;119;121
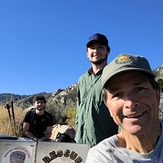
102;54;156;88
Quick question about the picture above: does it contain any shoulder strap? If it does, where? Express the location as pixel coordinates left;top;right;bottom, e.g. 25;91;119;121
19;108;36;137
29;108;36;123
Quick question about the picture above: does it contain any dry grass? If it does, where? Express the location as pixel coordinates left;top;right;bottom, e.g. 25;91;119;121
0;105;27;136
0;105;76;136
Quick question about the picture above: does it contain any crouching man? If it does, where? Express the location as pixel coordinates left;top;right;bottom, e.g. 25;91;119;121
23;95;53;141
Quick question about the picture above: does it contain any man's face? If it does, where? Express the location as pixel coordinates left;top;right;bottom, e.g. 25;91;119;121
104;71;160;136
34;100;46;111
87;43;108;65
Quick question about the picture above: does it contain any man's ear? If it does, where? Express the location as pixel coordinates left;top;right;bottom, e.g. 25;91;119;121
103;91;108;106
104;100;113;117
86;51;89;58
103;90;113;117
156;88;161;103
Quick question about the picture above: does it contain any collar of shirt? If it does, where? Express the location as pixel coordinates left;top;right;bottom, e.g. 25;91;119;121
88;67;104;76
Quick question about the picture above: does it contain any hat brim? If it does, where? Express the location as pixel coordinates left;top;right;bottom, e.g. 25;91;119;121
86;40;107;47
86;40;110;52
102;68;156;88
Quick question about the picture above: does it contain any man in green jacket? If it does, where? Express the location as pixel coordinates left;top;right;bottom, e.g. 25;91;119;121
75;33;118;146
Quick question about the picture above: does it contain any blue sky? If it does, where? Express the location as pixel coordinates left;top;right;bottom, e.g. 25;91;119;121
0;0;163;95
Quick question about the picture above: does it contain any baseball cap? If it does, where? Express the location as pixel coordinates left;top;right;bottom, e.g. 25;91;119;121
102;54;156;88
86;33;110;51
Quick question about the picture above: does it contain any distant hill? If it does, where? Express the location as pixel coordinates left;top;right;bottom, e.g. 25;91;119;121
0;93;28;104
154;65;163;76
0;65;163;118
0;84;77;110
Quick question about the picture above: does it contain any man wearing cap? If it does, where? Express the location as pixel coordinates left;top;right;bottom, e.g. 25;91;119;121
85;54;163;162
23;95;54;141
75;33;118;147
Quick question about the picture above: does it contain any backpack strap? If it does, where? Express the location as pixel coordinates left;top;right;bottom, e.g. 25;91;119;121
28;108;36;126
18;108;36;137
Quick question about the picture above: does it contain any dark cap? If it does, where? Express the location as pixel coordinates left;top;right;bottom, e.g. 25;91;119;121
102;54;156;88
86;33;110;51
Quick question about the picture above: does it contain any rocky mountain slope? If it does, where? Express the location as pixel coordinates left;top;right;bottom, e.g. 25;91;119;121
0;65;163;118
0;84;77;111
154;65;163;76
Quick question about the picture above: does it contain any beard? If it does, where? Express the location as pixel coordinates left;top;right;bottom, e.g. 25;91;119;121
91;56;108;65
37;107;45;111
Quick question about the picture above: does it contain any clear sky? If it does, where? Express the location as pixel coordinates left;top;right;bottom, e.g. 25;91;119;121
0;0;163;95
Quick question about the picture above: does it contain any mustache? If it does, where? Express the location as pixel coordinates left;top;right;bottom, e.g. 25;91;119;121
37;107;45;111
91;57;107;65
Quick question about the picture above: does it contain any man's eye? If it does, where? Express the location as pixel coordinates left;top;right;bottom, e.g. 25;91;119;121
113;92;123;98
37;101;44;104
99;46;105;49
135;87;145;92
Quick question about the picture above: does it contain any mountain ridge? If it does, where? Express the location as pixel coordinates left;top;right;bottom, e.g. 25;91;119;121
0;65;163;116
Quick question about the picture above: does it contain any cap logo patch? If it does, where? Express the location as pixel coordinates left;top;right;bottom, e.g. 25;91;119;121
115;54;132;64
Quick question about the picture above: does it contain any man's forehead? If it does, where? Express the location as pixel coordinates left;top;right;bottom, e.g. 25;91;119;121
35;100;45;102
105;71;149;89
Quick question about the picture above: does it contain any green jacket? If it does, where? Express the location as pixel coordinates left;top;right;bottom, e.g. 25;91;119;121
75;68;118;147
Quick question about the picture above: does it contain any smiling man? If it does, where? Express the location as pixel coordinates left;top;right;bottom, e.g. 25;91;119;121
75;33;118;147
85;54;163;162
23;95;53;141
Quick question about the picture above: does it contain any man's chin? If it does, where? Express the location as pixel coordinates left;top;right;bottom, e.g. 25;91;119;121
37;108;45;111
91;58;107;65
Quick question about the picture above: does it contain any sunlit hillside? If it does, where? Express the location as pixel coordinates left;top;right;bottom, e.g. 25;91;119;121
0;106;27;136
0;104;76;136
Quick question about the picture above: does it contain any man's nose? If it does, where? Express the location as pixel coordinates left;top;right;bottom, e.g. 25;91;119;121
124;94;139;109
